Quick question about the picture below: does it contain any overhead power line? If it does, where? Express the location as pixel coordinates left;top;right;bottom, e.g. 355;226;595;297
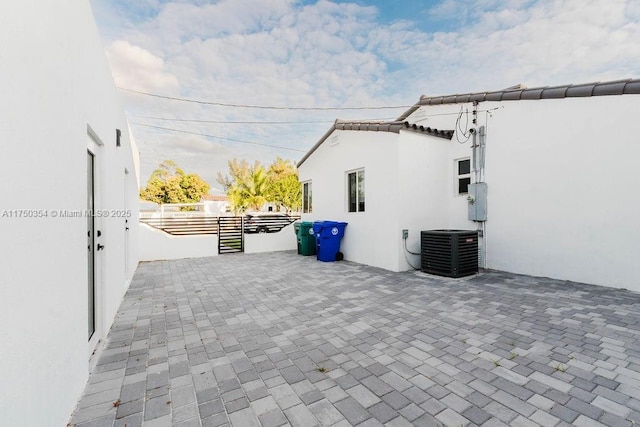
130;123;306;152
118;87;412;111
129;115;336;125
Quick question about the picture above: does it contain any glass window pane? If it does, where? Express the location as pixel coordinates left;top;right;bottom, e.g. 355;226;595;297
459;177;471;194
348;172;356;212
302;184;306;213
303;182;308;213
308;182;312;213
358;170;365;212
458;159;470;175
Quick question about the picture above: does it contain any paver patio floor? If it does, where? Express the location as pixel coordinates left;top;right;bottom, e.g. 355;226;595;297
70;252;640;427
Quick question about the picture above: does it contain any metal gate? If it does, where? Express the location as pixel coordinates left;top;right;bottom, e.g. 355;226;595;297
218;216;243;254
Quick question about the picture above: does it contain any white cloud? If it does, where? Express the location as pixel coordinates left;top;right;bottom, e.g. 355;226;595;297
106;40;180;91
384;0;640;94
135;129;232;186
92;0;640;187
428;0;465;22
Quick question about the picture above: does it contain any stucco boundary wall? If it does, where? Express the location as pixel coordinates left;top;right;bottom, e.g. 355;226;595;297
139;222;298;261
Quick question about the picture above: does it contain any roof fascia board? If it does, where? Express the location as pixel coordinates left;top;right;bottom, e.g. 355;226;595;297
397;78;640;122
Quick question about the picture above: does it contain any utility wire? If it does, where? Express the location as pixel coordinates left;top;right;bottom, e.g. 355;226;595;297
118;87;412;111
404;238;421;256
130;123;306;152
455;106;472;144
404;106;505;123
402;238;421;270
128;115;336;124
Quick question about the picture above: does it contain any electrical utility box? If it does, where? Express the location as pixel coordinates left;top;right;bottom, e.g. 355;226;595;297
468;183;487;221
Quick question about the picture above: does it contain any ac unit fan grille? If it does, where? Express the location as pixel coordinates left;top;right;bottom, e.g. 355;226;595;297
421;230;479;278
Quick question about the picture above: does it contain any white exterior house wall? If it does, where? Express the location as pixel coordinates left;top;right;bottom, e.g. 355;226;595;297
403;96;640;290
298;130;402;271
299;125;478;273
396;130;456;271
475;96;639;290
0;2;140;426
301;93;639;291
203;200;229;214
400;105;486;231
299;126;478;273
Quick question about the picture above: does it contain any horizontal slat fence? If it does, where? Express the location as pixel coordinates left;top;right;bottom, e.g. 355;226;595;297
140;216;218;235
140;215;301;237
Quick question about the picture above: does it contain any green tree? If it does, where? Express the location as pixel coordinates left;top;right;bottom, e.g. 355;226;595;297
217;157;302;214
242;165;269;211
217;159;269;213
267;157;301;213
140;160;210;205
216;159;248;193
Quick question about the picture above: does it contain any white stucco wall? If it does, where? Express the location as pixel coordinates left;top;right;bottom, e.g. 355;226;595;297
139;223;298;259
298;130;401;271
479;96;640;290
0;2;139;426
402;105;479;232
139;224;218;261
396;131;456;270
405;96;640;291
302;93;639;291
299;125;478;273
245;223;298;253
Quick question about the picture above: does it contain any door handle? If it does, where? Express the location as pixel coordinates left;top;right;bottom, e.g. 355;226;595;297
97;244;105;251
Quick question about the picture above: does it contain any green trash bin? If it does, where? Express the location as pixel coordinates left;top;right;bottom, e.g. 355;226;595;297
293;222;302;254
298;221;316;256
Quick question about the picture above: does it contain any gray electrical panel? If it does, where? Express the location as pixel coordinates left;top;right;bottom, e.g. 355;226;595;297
468;183;487;221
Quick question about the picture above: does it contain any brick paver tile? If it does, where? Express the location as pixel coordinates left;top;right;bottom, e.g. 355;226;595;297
67;253;640;427
334;397;371;425
308;398;345;425
284;403;319;426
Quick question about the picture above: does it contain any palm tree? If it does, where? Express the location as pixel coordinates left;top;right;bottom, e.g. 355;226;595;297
241;164;269;210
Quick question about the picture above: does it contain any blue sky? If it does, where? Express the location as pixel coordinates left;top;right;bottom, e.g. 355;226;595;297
313;0;460;32
89;0;640;190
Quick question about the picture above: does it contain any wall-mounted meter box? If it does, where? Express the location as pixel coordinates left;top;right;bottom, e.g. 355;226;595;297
468;183;487;221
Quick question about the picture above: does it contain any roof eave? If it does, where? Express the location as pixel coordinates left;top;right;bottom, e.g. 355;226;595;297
396;78;640;121
297;121;338;168
298;120;405;168
298;120;453;167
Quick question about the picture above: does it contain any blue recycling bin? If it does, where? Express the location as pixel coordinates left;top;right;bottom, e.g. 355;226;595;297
312;221;348;262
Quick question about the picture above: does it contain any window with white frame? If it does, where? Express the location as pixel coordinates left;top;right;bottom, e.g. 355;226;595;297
347;169;365;212
302;181;312;213
456;158;471;195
